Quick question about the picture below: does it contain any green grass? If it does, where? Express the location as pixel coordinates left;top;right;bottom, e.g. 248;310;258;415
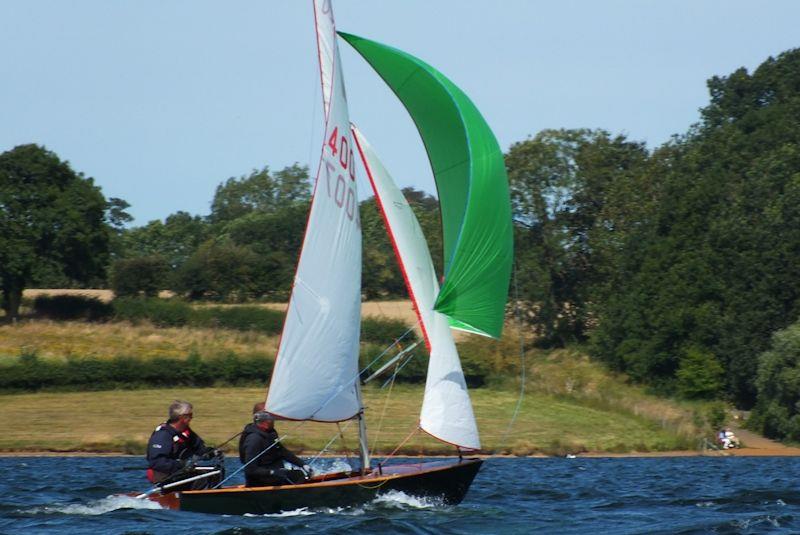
0;312;712;456
0;384;695;455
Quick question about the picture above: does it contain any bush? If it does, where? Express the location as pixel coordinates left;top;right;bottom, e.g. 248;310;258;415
675;347;725;399
0;352;273;392
172;240;262;301
33;295;112;321
703;401;727;430
190;306;284;335
113;297;191;327
361;316;415;345
751;320;800;440
359;343;426;384
110;255;170;298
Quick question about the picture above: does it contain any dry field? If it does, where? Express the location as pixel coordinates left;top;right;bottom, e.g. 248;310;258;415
0;320;278;362
20;290;419;325
2;291;422;362
0;385;693;455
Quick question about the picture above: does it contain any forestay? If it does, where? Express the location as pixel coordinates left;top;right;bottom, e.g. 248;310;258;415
266;0;362;422
352;125;480;451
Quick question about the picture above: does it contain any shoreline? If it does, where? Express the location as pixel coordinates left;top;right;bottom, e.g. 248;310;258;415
2;446;799;458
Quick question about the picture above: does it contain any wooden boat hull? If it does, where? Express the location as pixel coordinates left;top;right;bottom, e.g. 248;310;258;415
149;458;482;515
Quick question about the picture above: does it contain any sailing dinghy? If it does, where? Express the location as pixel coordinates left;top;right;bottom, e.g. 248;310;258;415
141;0;512;514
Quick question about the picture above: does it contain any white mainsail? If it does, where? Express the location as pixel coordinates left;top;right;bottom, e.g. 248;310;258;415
352;125;480;451
266;0;362;422
313;0;335;118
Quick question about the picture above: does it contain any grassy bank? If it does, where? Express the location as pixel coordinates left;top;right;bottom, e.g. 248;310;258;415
0;296;713;455
0;385;696;456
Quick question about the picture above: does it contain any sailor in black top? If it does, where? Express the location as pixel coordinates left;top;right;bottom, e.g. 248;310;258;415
238;410;310;487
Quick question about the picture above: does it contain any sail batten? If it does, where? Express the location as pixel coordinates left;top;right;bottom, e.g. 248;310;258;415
353;125;480;451
265;0;362;423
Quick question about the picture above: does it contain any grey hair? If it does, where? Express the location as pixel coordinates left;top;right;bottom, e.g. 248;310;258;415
168;400;193;423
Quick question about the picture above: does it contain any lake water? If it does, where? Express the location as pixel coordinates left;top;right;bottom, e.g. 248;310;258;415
2;456;799;534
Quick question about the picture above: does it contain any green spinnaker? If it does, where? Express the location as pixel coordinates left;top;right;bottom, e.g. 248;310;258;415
339;32;513;338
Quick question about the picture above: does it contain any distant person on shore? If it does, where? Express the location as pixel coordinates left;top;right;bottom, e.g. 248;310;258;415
724;428;740;449
718;427;740;449
238;401;310;487
146;400;218;485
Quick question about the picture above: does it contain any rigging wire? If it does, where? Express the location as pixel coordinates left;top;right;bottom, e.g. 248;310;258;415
305;419;355;467
380;351;416;389
369;350;403;458
500;262;527;444
213;323;421;488
376;426;419;468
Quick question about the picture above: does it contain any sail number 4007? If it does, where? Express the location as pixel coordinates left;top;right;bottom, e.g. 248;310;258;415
325;126;357;222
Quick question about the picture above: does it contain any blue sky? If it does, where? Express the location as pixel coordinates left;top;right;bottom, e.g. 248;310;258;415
1;1;798;225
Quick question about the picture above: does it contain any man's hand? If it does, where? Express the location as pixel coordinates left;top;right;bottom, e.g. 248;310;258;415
302;464;313;478
181;457;196;471
200;447;222;460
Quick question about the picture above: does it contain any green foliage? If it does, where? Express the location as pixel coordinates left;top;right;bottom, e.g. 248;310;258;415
32;295;113;321
112;297;192;327
110;255;170;297
751;320;800;440
703;401;728;430
224;204;308;298
506;129;649;346
590;48;800;407
172;240;262;301
190;306;284;335
119;211;209;269
210;164;310;225
361;316;415;344
0;144;112;319
360;188;442;299
676;347;725;399
0;351;273;391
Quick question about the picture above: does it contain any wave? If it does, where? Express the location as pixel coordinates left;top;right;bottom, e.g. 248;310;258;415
243;507;316;518
370;490;443;509
27;495;164;516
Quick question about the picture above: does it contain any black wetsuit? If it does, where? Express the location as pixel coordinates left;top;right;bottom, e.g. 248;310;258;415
238;423;305;487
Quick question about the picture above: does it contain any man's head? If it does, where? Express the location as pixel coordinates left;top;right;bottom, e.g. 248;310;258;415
253;410;275;431
168;400;194;431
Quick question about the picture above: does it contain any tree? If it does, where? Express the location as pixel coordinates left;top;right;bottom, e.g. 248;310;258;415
591;48;800;405
225;203;309;297
360;188;443;299
751;321;800;440
110;255;170;298
120;211;209;269
209;164;310;225
0;144;110;320
172;239;262;301
505;129;648;346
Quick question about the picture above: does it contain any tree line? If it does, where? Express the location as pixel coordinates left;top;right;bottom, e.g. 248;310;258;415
2;48;800;435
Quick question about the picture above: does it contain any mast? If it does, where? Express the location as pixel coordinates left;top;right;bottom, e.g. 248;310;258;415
355;383;370;472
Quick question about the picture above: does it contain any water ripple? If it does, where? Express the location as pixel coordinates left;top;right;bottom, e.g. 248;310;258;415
3;456;800;533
